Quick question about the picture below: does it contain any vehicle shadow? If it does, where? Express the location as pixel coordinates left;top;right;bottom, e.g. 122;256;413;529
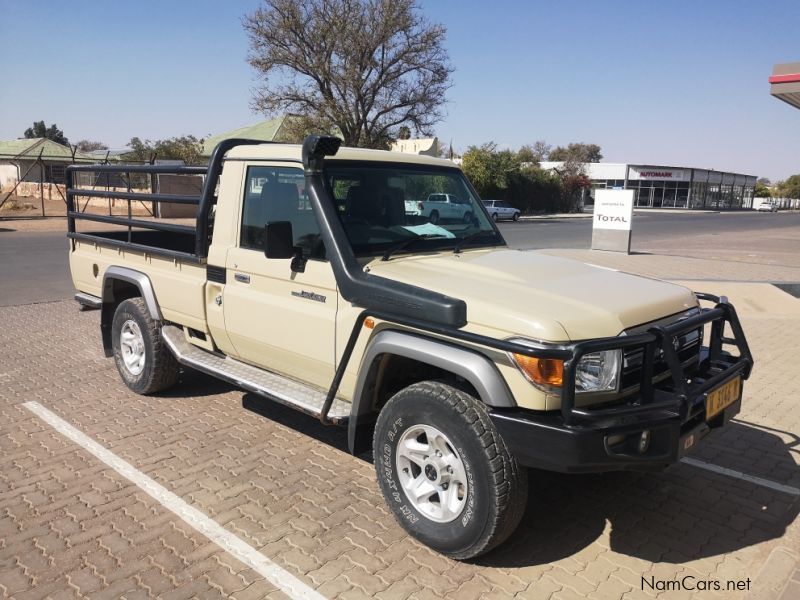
157;367;240;399
478;421;799;568
241;392;360;457
0;227;16;233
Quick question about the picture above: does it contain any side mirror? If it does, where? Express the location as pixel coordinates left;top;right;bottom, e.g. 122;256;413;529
264;221;307;273
265;221;295;259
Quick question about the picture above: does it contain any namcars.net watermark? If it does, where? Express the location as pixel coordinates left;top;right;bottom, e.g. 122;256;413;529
642;575;751;593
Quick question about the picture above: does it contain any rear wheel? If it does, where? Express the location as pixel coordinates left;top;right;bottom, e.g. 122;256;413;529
112;298;178;394
462;211;473;223
429;210;440;224
373;381;527;559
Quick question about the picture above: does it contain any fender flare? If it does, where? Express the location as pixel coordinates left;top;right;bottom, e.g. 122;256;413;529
347;329;516;453
99;266;161;356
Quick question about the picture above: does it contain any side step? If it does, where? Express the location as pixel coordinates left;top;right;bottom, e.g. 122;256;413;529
75;292;102;310
161;325;350;424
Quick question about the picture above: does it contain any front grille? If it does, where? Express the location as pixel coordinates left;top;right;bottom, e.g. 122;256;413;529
621;326;702;391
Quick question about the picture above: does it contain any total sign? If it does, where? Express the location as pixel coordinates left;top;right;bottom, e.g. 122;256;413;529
593;188;634;231
591;189;634;253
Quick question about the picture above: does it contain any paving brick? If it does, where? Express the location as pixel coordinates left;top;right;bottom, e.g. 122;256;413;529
2;296;799;600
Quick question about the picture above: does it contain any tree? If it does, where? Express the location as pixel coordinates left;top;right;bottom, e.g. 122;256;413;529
461;143;520;199
516;145;537;165
397;126;411;140
549;142;602;163
461;143;563;213
243;0;453;149
532;140;551;162
23;120;69;145
757;177;771;186
76;140;109;152
517;141;551;164
754;182;772;198
775;175;800;199
124;135;205;165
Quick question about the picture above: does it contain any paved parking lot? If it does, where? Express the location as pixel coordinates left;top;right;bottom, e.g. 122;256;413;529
1;215;799;599
1;275;798;599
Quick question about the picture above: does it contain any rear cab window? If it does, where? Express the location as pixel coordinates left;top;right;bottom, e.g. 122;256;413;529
240;165;326;260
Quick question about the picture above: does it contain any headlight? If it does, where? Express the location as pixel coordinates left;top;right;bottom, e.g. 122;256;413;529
574;350;621;393
509;340;621;394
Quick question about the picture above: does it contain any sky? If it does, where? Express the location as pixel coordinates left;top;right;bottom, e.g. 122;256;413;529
0;0;798;181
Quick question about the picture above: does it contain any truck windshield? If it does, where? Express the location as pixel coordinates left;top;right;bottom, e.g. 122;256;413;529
324;162;502;258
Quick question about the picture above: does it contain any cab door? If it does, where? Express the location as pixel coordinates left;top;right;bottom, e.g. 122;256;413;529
222;163;336;390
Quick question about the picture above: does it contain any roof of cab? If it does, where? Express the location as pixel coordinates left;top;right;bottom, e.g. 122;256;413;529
224;143;458;168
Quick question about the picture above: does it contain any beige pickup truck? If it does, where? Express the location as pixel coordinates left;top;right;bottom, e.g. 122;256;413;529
67;136;754;558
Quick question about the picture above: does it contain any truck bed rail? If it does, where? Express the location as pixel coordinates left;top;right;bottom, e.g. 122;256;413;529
66;139;266;262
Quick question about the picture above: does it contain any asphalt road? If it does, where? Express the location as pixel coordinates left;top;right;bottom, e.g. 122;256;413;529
0;228;71;306
1;211;798;306
500;210;800;250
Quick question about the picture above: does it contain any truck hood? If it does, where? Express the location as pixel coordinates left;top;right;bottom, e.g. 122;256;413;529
365;249;698;341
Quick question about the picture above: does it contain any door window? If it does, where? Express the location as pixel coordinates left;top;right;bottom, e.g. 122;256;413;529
240;166;325;260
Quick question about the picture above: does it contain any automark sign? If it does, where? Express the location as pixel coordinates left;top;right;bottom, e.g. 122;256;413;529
591;189;634;253
631;167;685;181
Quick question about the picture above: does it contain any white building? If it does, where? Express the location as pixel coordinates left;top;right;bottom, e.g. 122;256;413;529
540;162;757;210
390;138;439;157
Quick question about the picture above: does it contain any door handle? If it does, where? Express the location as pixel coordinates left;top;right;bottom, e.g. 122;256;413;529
234;273;250;284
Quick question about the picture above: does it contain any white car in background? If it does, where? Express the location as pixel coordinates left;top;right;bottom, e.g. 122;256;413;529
483;200;521;221
405;193;474;223
756;200;778;212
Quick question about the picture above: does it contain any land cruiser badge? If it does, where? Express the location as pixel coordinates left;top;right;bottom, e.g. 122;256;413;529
291;290;326;303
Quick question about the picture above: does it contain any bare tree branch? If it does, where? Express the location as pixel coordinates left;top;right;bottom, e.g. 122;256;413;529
243;0;453;148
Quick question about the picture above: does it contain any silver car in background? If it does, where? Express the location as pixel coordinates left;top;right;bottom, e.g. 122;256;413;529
756;200;779;212
483;200;521;221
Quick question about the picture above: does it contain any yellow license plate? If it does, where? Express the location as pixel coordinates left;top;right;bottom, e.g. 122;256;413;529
705;376;742;419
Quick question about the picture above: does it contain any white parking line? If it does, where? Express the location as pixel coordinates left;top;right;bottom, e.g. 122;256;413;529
681;457;800;496
23;401;327;600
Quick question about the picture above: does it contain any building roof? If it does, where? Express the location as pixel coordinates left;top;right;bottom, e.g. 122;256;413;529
541;161;757;180
770;61;800;110
0;138;97;162
201;116;291;156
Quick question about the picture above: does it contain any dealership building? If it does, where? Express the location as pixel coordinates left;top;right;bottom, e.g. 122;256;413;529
540;162;757;210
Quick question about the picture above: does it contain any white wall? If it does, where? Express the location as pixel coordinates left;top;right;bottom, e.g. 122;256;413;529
0;163;19;189
540;162;628;180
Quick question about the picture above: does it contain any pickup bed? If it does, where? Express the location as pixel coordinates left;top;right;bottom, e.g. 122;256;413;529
67;136;754;559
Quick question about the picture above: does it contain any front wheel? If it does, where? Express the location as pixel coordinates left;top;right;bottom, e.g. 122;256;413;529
492;212;499;222
512;212;520;221
373;381;528;559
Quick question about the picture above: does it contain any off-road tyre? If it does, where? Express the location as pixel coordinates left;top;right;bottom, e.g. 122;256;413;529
373;381;528;559
112;298;179;394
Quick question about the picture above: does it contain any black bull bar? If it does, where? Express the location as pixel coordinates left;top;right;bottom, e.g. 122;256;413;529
559;292;753;426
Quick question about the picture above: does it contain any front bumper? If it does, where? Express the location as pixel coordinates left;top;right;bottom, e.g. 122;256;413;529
491;390;741;473
490;293;753;473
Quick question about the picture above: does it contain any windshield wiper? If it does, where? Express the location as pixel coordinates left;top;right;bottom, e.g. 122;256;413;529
381;234;449;261
453;230;499;254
